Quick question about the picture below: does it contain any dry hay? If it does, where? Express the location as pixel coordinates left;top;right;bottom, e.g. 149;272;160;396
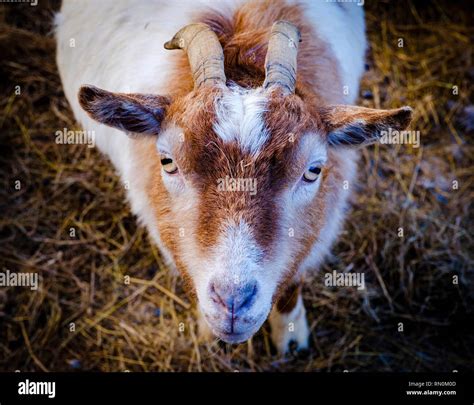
0;0;473;371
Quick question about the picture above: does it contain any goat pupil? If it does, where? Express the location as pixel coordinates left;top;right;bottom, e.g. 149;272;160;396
161;158;172;165
309;167;321;174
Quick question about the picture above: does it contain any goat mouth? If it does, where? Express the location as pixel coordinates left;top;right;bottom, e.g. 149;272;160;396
214;330;252;344
211;320;263;343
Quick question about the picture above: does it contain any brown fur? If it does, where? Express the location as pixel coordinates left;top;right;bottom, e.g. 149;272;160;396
276;280;302;313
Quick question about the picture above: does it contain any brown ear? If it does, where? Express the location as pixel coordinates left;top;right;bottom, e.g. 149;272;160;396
319;105;413;147
78;85;171;136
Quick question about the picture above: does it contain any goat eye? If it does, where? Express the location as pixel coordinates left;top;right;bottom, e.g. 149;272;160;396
161;157;178;174
303;166;321;182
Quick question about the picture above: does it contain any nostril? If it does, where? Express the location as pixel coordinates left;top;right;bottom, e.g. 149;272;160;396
209;281;258;314
237;283;258;312
209;282;227;309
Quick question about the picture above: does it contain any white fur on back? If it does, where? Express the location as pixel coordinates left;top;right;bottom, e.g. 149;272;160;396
294;0;366;104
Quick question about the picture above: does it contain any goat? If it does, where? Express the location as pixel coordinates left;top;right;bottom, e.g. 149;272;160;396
56;0;412;354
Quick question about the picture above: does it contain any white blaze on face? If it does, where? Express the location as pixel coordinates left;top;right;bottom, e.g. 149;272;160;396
213;85;269;155
197;219;262;307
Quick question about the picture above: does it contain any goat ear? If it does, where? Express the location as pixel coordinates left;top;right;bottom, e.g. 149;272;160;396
78;85;171;136
319;105;413;147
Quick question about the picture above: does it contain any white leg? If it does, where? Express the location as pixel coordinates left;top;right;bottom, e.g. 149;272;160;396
269;292;310;355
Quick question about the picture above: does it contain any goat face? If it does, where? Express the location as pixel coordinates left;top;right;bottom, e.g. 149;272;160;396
78;22;412;344
78;82;411;343
156;86;331;343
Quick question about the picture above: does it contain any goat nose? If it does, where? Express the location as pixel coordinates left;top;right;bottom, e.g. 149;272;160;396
209;281;258;314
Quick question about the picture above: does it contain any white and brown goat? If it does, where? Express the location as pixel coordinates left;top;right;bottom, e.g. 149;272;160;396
56;0;411;353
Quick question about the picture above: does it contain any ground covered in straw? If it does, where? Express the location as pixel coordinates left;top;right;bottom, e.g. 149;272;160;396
0;0;473;372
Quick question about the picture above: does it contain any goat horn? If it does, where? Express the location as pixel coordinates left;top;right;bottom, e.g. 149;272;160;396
164;23;226;88
263;20;301;94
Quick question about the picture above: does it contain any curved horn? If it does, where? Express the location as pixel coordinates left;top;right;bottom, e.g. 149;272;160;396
263;20;301;94
164;23;226;88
